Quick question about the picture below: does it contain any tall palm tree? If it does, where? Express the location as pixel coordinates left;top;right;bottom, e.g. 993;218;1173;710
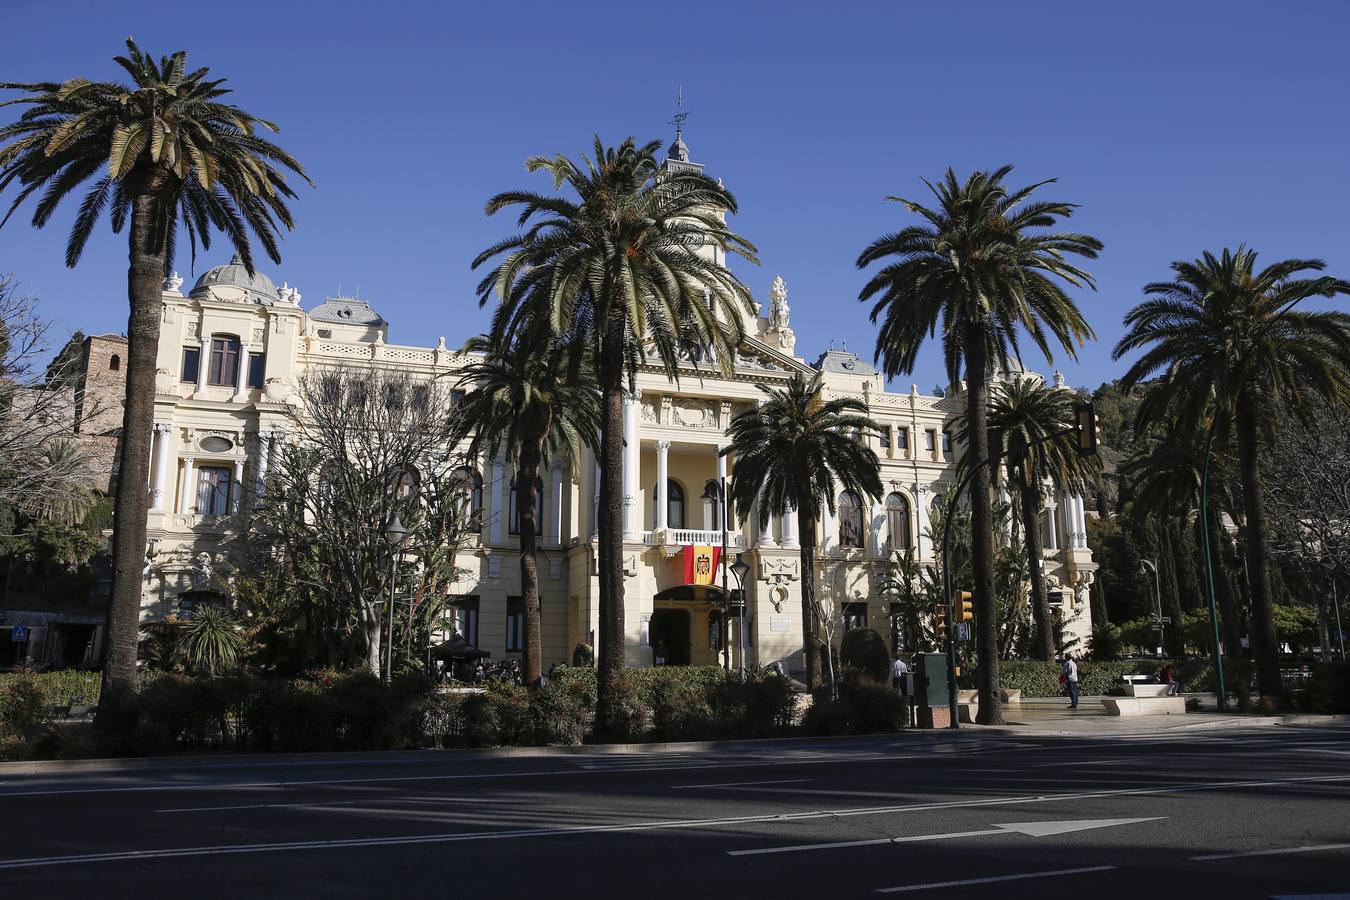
858;167;1101;723
959;377;1099;661
454;331;600;686
723;372;882;689
0;40;310;704
473;137;756;733
1121;436;1243;659
1114;247;1350;701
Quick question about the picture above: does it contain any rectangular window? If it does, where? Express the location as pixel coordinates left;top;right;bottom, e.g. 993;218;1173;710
180;347;200;384
843;602;868;633
942;432;952;454
247;353;266;389
208;337;241;386
450;389;467;406
506;596;524;653
450;596;479;646
924;429;936;452
879;427;890;450
896;427;908;450
195;466;233;516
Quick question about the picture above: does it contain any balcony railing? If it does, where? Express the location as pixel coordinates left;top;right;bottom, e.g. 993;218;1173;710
644;528;746;548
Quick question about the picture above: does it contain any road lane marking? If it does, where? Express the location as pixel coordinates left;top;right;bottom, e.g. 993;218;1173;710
1192;843;1350;861
874;865;1116;893
729;817;1162;856
156;796;501;814
671;779;812;790
3;771;1348;871
1033;758;1132;767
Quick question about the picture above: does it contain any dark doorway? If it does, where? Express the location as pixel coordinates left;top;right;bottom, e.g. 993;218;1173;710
649;609;691;666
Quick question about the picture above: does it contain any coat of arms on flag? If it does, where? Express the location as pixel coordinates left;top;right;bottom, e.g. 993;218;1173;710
683;545;721;586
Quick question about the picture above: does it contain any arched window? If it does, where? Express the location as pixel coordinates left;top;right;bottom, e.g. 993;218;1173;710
391;467;419;500
886;492;911;552
453;467;483;532
109;354;120;371
654;479;685;529
509;474;545;535
838;491;863;548
207;336;242;386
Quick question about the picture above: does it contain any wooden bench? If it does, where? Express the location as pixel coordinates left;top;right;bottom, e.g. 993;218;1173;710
1100;696;1186;716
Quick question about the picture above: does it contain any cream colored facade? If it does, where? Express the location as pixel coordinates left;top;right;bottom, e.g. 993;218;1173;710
139;143;1096;672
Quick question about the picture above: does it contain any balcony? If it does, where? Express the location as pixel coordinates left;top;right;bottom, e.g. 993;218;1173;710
643;529;747;551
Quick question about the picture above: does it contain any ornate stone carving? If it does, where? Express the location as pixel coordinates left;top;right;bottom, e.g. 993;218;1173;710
186;319;200;340
252;326;265;344
640;396;659;424
191;552;214;589
164;271;184;292
760;557;800;581
673;398;714;428
768;276;790;329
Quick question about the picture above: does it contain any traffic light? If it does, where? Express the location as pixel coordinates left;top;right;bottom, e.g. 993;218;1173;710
1073;400;1101;457
933;605;947;639
954;590;974;622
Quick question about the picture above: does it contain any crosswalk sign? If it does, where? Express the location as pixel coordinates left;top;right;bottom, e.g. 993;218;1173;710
11;626;29;642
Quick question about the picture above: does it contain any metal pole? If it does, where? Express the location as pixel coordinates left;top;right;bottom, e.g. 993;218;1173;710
1198;422;1227;711
385;552;397;684
1141;559;1163;656
721;476;730;674
736;566;748;676
1333;576;1345;660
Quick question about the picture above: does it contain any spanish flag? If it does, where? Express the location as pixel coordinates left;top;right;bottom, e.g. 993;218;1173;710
684;545;721;586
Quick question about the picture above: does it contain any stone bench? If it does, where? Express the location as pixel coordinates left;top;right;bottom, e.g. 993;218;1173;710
1124;683;1173;698
957;689;978;704
999;689;1021;703
1121;674;1153;685
1100;696;1186;716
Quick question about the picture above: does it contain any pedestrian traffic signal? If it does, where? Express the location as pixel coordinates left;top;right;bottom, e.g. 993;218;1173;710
933;605;947;638
953;591;974;622
1073;401;1101;457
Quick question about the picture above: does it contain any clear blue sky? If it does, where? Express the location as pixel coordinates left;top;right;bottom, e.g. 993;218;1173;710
3;0;1348;391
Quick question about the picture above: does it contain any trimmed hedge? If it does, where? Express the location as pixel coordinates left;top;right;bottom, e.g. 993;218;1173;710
0;670;102;708
839;629;890;683
978;659;1247;698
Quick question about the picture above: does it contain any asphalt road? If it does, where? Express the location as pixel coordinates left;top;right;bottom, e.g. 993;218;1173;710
1;723;1348;898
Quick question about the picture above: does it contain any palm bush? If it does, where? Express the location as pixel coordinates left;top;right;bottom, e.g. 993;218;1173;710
180;606;244;675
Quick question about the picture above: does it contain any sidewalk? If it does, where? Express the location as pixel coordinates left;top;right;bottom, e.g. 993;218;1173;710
964;695;1350;734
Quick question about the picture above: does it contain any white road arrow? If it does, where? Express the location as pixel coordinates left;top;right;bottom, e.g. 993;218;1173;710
727;817;1164;857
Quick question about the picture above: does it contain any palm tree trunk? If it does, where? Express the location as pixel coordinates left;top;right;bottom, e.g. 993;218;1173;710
1235;401;1283;702
964;333;1003;725
797;509;821;690
99;192;168;712
1020;484;1054;661
517;438;543;687
594;315;627;736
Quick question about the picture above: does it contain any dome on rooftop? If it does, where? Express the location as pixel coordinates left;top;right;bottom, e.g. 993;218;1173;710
190;254;279;305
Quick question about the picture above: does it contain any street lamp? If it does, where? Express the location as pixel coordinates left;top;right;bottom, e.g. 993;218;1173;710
382;513;410;684
1320;560;1346;661
730;552;751;675
1140;559;1163;657
701;478;732;673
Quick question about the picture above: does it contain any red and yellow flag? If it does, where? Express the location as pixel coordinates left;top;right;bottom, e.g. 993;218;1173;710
683;545;721;586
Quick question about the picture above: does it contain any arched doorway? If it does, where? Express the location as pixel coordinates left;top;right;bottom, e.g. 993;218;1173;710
649;609;691;666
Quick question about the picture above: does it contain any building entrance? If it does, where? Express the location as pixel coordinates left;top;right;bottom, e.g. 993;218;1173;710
649;609;691;666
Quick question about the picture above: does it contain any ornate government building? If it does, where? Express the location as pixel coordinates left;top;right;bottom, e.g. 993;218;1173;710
139;139;1097;672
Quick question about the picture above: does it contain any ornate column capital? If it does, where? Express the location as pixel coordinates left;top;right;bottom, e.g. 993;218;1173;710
656;439;671;452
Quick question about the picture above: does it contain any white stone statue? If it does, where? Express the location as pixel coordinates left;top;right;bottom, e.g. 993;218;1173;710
768;275;791;331
1074;579;1091;608
192;553;214;589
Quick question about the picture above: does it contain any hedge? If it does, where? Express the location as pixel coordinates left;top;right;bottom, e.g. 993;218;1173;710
0;670;102;708
976;659;1250;697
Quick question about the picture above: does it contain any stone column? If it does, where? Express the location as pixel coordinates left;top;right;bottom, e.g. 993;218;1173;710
489;456;506;543
870;499;885;557
622;390;641;541
196;339;210;393
590;449;600;540
820;494;836;555
655;440;670;533
756;486;779;549
234;343;248;399
179;456;196;514
1046;495;1059;550
231;458;245;514
914;483;931;560
255;430;272;496
1070;494;1086;549
149;423;172;512
548;459;565;546
781;503;799;549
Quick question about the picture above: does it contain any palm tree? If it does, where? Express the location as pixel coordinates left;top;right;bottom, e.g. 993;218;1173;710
961;377;1099;660
723;372;882;689
473;137;756;733
1114;247;1350;701
0;40;310;704
858;167;1101;723
1121;437;1243;659
454;331;600;686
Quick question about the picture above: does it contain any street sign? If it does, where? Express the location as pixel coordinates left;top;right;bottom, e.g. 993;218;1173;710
1241;637;1250;649
955;622;971;642
1159;616;1171;625
10;626;29;642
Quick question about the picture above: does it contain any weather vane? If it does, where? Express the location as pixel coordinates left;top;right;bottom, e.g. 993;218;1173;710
670;87;691;137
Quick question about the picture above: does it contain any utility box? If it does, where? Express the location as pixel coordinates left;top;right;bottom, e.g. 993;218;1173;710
915;653;951;709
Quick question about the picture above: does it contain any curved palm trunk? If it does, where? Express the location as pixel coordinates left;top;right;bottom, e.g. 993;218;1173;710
594;316;627;736
797;509;822;690
1200;500;1243;659
1019;483;1055;661
964;334;1003;725
517;437;544;687
1235;402;1283;702
100;193;169;710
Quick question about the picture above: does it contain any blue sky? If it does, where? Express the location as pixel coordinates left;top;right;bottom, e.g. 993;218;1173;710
3;0;1348;391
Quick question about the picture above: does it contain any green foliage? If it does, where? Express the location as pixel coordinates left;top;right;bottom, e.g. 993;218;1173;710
1293;663;1350;714
839;628;890;683
180;606;244;675
802;679;905;736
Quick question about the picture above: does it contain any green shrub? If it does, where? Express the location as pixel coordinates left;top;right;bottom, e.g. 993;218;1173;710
802;681;905;736
528;680;589;745
839;628;890;683
0;673;48;735
711;671;799;738
571;643;594;666
1294;662;1350;713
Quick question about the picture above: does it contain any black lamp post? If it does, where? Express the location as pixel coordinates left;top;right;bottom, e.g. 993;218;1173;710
730;552;751;674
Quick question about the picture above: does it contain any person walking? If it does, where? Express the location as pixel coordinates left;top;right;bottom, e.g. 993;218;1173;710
1060;653;1080;709
891;654;910;726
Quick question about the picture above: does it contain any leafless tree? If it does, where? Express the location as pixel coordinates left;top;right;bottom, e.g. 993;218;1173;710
237;366;473;675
